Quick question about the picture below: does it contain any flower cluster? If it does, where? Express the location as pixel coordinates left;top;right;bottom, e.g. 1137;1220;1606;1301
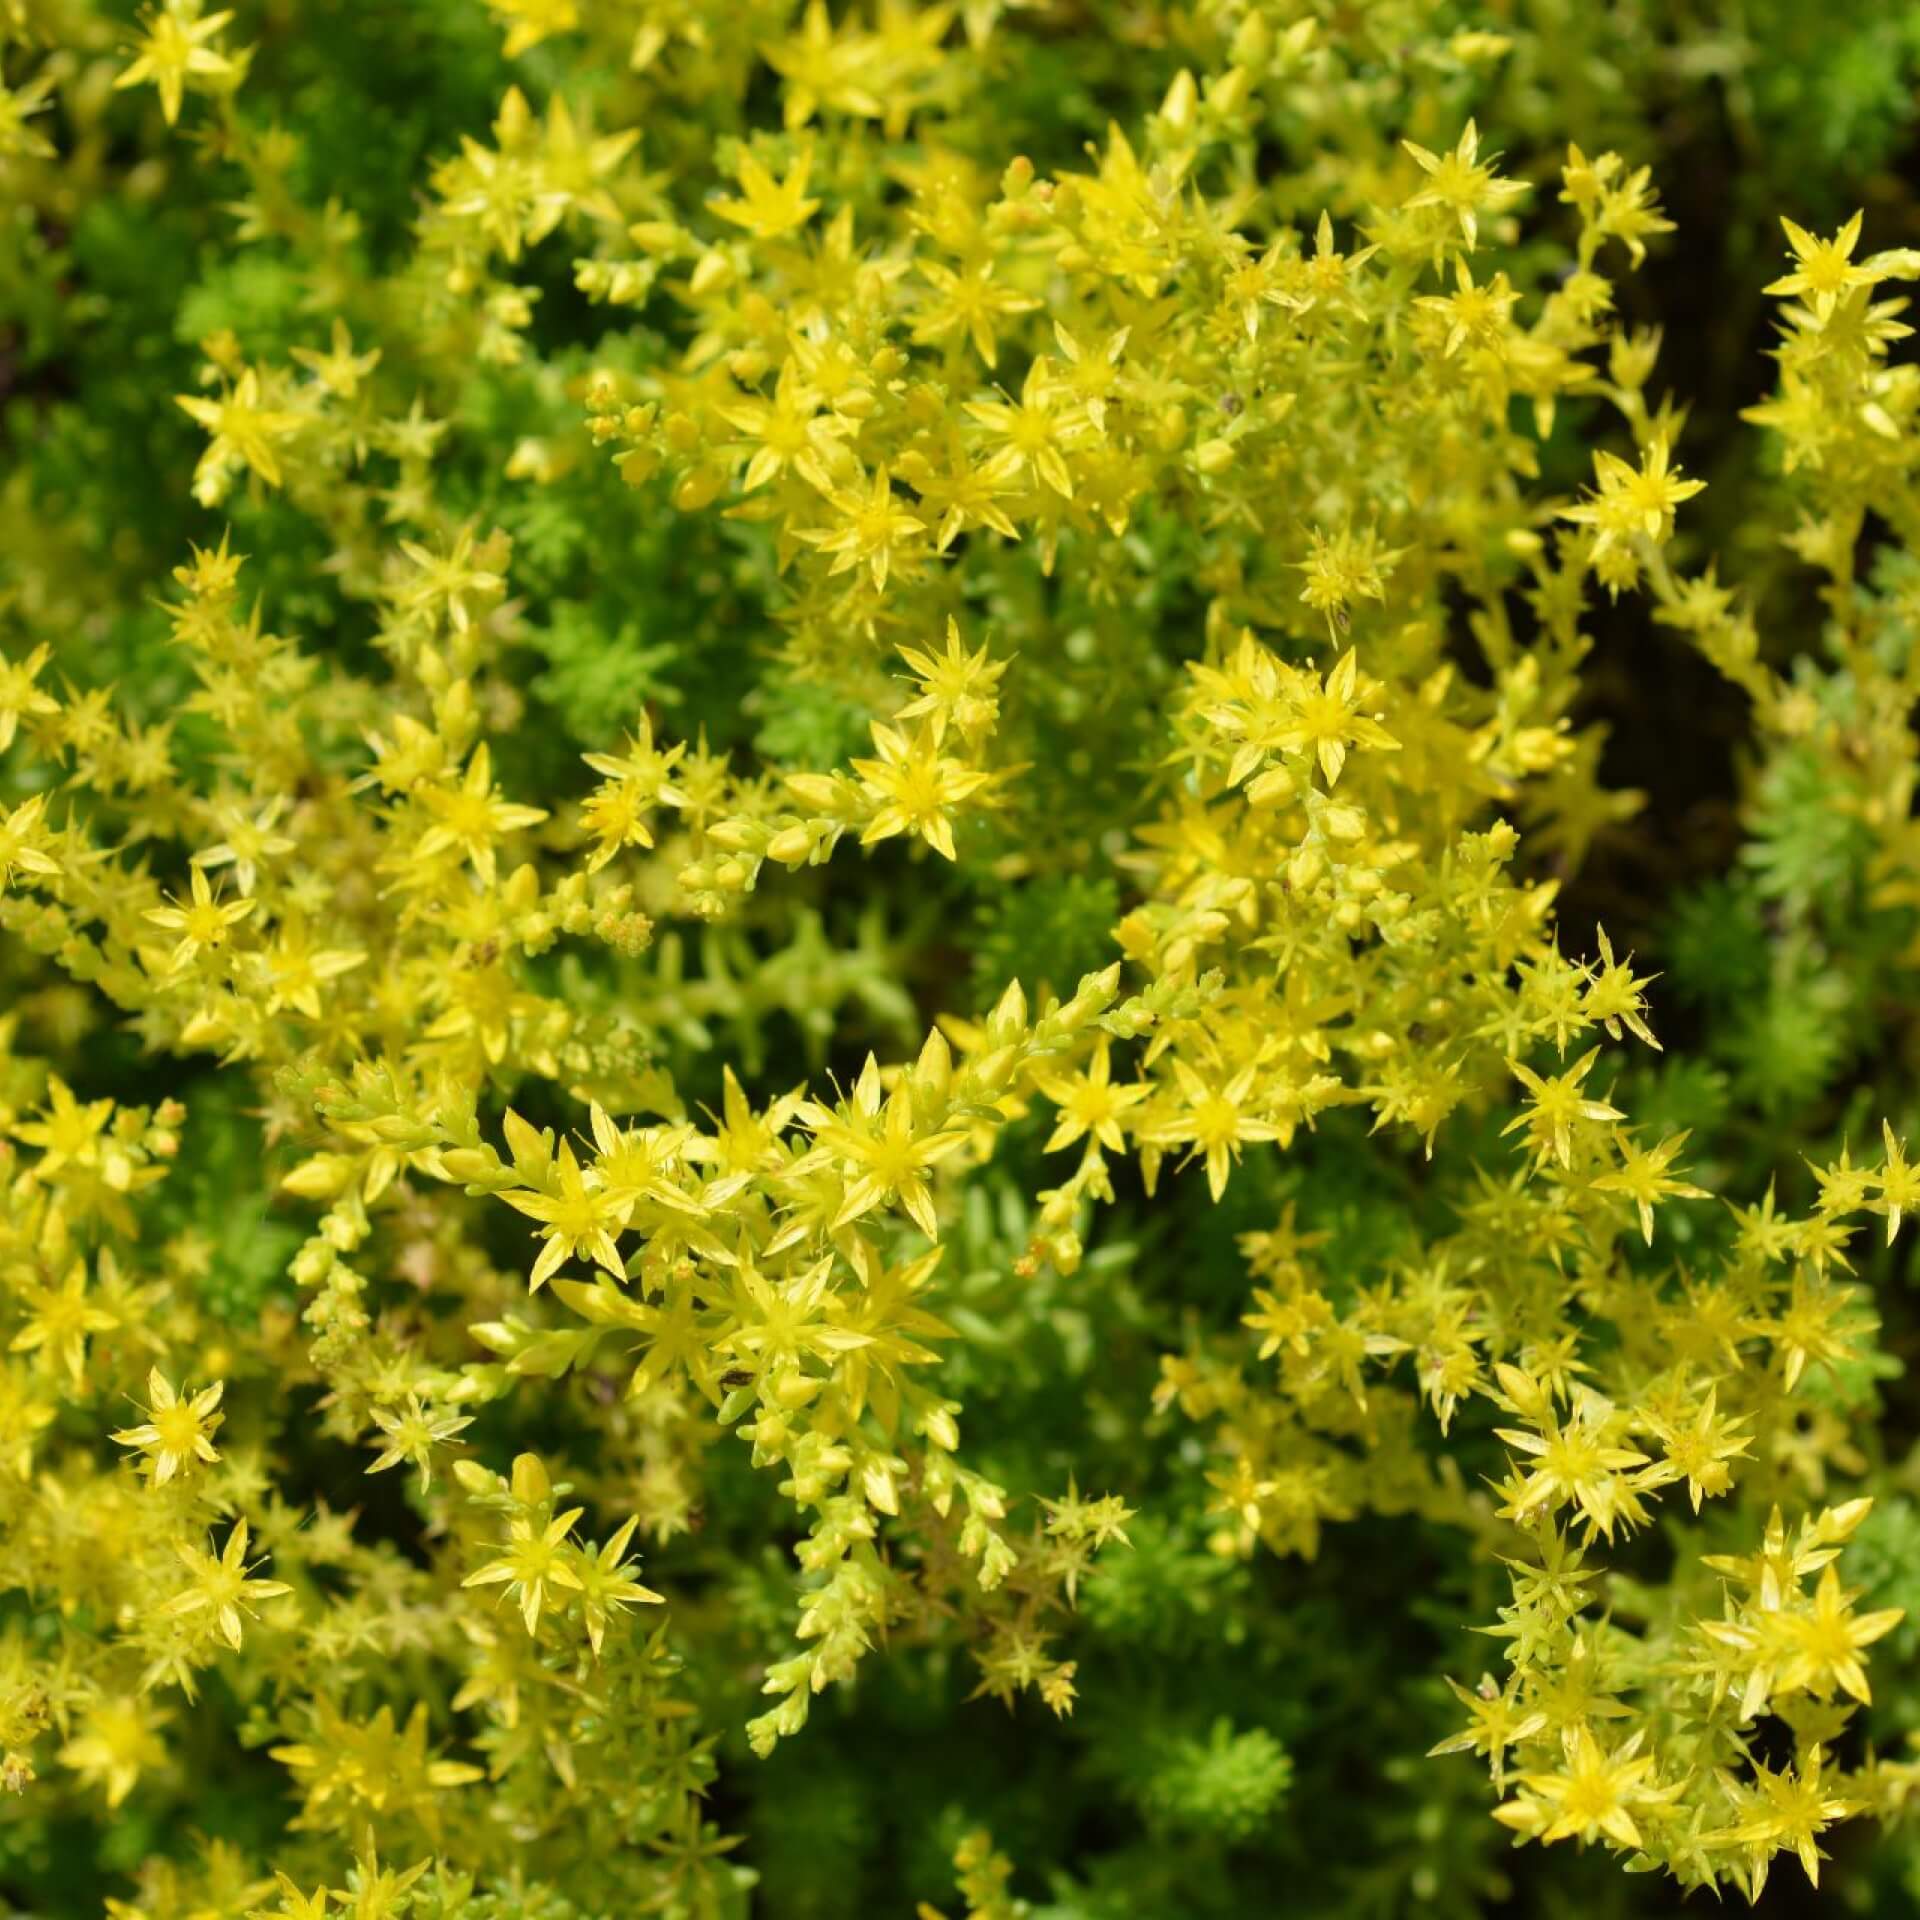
10;1;1920;1916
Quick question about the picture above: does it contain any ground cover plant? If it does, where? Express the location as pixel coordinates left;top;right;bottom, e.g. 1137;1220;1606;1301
12;1;1920;1914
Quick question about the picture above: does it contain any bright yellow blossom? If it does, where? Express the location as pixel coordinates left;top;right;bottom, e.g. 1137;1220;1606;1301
113;1369;225;1484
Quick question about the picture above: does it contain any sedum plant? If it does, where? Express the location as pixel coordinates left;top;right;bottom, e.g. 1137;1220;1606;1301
9;2;1920;1916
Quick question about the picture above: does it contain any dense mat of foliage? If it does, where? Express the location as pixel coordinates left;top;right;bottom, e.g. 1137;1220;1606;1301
14;1;1920;1914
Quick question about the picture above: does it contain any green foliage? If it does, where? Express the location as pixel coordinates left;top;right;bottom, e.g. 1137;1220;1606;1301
1130;1717;1293;1840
